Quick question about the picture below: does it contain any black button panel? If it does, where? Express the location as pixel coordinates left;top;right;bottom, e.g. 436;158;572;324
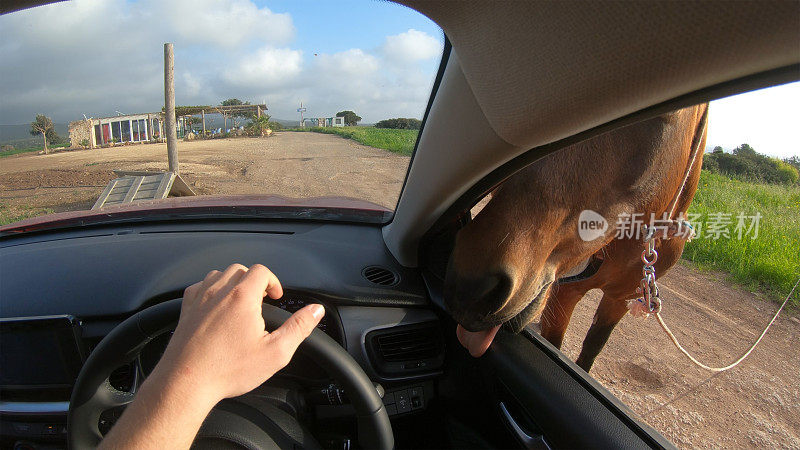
1;419;67;439
381;384;427;416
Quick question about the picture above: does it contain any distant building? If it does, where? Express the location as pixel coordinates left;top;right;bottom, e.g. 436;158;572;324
69;113;164;148
303;116;345;128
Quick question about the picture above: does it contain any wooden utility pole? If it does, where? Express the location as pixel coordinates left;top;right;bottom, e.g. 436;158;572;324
164;43;179;174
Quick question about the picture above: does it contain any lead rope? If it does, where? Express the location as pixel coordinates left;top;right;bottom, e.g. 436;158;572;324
655;276;799;372
627;107;798;372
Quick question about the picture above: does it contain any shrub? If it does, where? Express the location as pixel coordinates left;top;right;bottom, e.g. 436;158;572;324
375;118;422;130
701;153;719;172
703;144;798;185
245;114;273;136
714;152;758;179
775;160;799;184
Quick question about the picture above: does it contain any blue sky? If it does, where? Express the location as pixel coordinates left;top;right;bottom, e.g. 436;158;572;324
261;1;441;58
0;1;797;158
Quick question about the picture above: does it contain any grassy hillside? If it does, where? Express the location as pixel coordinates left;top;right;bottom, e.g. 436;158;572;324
683;170;800;305
287;126;418;156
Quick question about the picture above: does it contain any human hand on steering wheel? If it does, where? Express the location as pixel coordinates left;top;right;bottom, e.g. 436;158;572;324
99;263;325;449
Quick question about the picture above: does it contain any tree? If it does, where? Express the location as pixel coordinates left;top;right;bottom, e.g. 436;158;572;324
221;98;252;127
703;143;798;185
712;146;724;153
733;143;757;158
701;153;720;172
336;110;361;126
30;114;54;154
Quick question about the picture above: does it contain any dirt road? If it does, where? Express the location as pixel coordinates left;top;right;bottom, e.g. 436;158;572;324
0;132;410;217
559;263;799;449
2;133;797;448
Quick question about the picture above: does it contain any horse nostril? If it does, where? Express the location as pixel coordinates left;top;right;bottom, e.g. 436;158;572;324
472;275;500;301
463;270;514;316
486;270;514;314
444;268;515;320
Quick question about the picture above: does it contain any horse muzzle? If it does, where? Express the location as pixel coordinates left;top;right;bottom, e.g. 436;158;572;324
443;268;515;330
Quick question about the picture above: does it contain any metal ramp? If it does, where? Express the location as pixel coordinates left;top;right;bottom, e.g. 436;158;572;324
92;171;195;210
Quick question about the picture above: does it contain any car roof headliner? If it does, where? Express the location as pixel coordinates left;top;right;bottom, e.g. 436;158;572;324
385;0;799;265
400;0;799;149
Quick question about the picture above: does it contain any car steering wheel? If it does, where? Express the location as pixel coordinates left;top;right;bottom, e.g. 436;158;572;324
68;299;393;449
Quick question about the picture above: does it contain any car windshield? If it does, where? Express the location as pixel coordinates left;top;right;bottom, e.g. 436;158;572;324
0;0;443;226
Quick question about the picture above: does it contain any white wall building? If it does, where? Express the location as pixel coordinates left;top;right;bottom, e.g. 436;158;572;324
303;116;345;128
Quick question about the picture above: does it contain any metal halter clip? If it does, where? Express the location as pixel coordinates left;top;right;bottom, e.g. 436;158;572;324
628;225;662;317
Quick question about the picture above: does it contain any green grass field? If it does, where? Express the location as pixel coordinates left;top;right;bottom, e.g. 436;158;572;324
287;126;418;156
683;170;800;305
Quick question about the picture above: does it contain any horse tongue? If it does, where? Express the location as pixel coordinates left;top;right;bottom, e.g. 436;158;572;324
456;324;501;357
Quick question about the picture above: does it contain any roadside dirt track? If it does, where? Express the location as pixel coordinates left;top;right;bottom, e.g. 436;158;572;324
2;133;797;448
0;132;410;217
558;263;799;449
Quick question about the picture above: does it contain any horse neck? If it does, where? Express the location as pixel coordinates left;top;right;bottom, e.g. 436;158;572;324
514;104;706;221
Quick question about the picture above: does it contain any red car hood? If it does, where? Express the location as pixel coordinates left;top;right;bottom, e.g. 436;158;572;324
0;195;392;235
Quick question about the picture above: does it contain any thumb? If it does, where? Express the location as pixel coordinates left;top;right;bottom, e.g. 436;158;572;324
267;303;325;358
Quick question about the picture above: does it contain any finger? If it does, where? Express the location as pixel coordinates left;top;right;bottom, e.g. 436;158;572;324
201;269;222;287
182;282;203;312
206;263;248;302
237;264;283;304
266;304;324;359
183;281;202;302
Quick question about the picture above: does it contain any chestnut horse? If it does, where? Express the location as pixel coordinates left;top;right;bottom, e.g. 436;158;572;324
445;104;708;372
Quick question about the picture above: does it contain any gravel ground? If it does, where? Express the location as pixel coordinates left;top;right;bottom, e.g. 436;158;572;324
2;132;797;448
0;132;410;215
557;263;799;449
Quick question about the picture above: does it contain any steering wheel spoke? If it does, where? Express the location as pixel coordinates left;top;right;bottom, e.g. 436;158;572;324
95;379;136;409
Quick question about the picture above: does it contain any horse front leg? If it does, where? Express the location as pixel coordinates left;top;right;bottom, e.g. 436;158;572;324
575;293;631;372
539;282;591;350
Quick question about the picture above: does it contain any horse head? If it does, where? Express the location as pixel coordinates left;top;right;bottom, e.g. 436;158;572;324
444;104;708;357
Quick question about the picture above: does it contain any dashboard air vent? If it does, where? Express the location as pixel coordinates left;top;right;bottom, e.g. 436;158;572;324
365;322;444;376
362;266;399;286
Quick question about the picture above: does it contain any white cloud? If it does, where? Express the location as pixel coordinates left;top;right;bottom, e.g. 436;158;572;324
223;47;303;88
158;0;294;48
0;1;443;126
315;49;380;76
382;29;442;64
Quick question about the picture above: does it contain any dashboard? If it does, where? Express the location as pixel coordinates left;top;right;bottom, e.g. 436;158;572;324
0;219;445;447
